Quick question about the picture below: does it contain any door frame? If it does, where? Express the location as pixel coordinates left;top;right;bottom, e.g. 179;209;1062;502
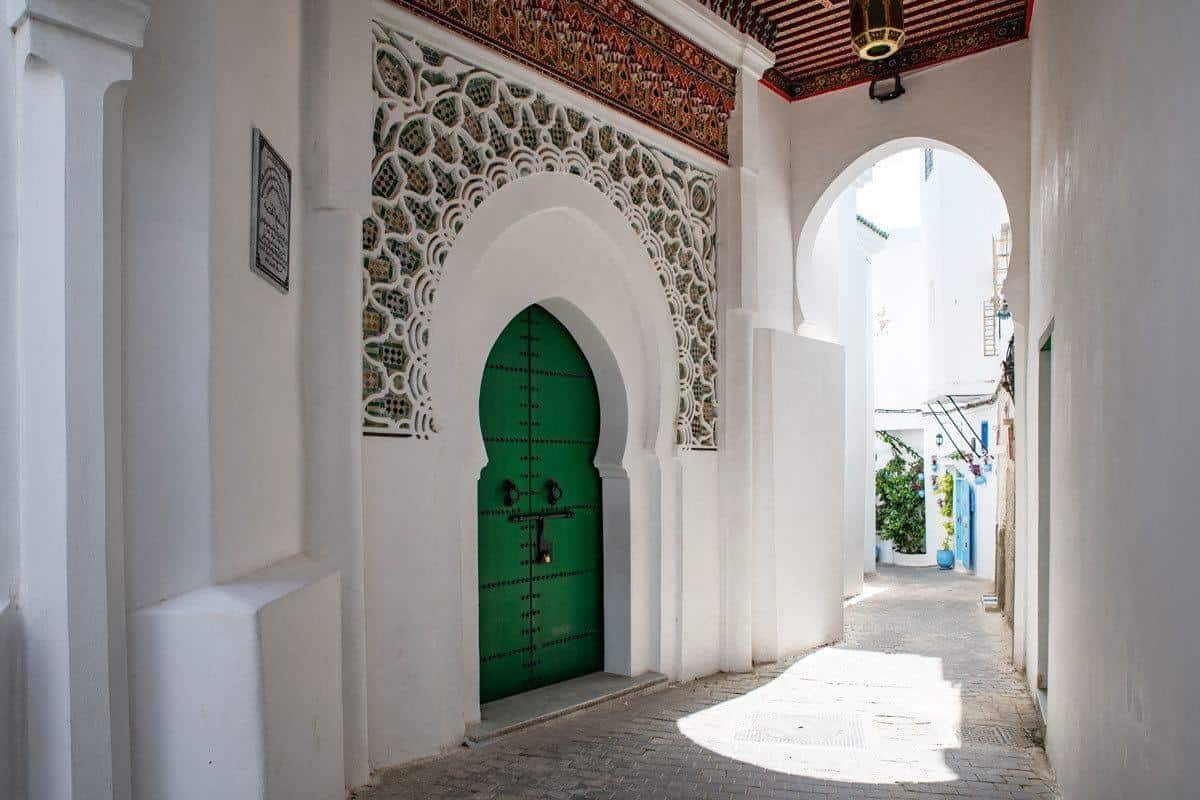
430;173;679;726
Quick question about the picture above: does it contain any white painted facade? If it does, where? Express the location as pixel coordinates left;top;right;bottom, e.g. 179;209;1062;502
1013;2;1200;796
5;2;1200;799
0;1;841;797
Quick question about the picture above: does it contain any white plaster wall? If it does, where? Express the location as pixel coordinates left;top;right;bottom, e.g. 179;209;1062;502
825;191;874;594
208;0;306;583
122;2;337;795
921;150;1008;397
871;230;928;410
1020;3;1200;795
0;25;22;799
755;83;796;332
791;43;1031;341
123;0;216;609
752;331;844;662
0;0;18;612
124;0;307;609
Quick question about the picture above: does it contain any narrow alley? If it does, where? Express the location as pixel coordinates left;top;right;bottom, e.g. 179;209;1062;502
361;568;1057;800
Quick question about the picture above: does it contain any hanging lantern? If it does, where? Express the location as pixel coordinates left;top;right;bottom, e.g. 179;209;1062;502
850;0;906;61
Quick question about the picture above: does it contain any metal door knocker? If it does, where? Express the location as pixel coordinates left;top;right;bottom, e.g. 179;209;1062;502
502;479;521;507
545;479;563;506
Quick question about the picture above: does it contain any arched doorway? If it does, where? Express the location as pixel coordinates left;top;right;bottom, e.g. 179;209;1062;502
477;304;605;703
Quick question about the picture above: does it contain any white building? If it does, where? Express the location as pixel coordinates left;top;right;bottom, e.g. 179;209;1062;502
823;148;1008;574
2;2;1199;799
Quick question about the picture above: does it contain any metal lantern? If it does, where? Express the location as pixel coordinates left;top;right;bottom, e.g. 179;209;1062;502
850;0;905;61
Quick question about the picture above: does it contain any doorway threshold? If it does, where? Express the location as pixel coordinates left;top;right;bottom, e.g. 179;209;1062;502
467;671;667;744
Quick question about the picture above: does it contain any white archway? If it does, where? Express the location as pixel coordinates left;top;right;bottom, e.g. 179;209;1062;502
429;171;678;724
794;136;1014;596
795;136;1015;336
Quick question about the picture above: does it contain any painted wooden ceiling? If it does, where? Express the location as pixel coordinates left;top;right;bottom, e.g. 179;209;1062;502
702;0;1032;100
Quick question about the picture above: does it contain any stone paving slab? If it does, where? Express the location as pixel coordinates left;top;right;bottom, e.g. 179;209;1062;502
357;567;1059;800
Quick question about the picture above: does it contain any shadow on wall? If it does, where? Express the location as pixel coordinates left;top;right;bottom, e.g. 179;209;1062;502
1;601;23;800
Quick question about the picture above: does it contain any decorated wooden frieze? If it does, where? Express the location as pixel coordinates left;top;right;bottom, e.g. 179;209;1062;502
385;0;736;162
363;23;719;449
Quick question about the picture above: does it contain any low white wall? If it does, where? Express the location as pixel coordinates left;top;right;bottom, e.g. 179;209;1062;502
129;557;343;800
752;331;844;662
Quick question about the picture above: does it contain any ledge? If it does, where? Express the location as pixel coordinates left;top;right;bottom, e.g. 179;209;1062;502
467;671;668;743
7;0;151;50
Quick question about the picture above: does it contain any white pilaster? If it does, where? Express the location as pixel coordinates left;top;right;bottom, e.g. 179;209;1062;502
718;48;773;674
9;1;149;797
301;0;372;788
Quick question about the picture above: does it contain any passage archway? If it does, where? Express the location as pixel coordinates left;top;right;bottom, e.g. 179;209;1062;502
796;139;1013;598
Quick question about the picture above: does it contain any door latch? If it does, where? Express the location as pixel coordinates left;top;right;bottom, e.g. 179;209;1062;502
508;508;575;566
535;518;553;564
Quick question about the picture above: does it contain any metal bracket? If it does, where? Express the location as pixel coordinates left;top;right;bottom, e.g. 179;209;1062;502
869;73;906;102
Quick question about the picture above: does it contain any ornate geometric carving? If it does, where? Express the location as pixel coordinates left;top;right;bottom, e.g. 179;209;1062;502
699;1;778;49
384;0;736;162
364;23;719;449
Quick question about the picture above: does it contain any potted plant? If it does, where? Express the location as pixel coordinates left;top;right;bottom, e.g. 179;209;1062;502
937;533;955;570
936;472;955;569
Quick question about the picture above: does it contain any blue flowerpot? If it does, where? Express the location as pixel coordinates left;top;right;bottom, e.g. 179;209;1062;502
936;549;955;570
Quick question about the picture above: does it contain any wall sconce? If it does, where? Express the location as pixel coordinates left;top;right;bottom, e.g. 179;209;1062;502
935;433;944;448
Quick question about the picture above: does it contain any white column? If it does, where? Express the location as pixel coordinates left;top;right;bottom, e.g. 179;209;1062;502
719;46;772;673
10;2;149;798
301;0;372;788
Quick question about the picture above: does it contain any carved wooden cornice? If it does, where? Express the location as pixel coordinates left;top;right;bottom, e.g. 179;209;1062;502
387;0;738;162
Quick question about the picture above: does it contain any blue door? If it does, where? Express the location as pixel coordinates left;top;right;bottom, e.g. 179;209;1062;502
967;483;977;570
954;475;974;569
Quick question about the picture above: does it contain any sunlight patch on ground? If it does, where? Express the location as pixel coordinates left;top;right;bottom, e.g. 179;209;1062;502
843;583;889;607
677;648;962;784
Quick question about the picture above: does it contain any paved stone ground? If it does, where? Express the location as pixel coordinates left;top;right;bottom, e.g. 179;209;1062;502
359;567;1058;799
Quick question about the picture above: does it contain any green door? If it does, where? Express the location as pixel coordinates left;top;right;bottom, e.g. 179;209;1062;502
477;305;604;704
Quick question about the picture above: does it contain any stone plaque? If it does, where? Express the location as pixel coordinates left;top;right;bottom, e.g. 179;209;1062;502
250;128;291;292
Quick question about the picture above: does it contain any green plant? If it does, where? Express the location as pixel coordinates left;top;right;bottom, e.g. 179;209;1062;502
874;435;926;555
936;472;955;550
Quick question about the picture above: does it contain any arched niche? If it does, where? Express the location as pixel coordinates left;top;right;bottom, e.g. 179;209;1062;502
429;171;677;723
